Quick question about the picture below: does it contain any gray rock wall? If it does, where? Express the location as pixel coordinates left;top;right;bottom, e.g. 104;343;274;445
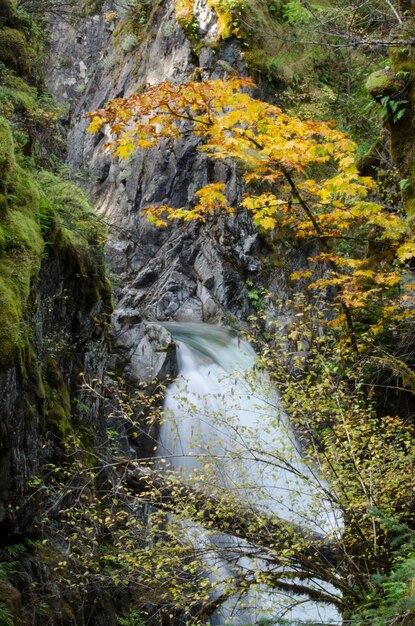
44;0;284;387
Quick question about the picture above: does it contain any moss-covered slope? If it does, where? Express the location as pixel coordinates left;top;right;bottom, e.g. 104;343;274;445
0;1;114;623
0;117;43;364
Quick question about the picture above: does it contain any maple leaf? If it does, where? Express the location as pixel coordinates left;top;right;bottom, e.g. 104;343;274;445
114;142;135;159
87;116;105;134
396;241;415;262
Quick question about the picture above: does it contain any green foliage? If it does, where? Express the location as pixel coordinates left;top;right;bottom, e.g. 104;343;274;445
0;561;18;579
42;356;72;438
352;518;415;625
378;95;408;123
0;605;14;626
117;609;147;626
37;170;106;246
282;0;312;25
246;280;269;313
203;0;383;145
5;543;27;558
0;0;68;165
113;0;160;51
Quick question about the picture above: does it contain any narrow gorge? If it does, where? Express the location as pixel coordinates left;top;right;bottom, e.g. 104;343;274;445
1;0;415;624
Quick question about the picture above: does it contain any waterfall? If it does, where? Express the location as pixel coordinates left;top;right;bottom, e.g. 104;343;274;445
158;322;342;625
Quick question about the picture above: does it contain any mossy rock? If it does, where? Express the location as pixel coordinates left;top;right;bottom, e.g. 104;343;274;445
61;601;77;625
0;85;38;118
0;27;31;77
37;542;64;567
0;193;7;214
0;160;108;368
26;353;45;400
0;255;36;363
0;169;44;362
366;69;402;99
0;115;15;184
0;125;43;366
43;359;72;439
0;580;21;617
45;355;65;389
45;404;72;439
37;171;106;246
0;0;17;24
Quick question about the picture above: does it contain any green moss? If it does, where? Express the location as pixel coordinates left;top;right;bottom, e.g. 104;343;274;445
0;27;31;76
43;356;72;439
0;123;44;365
0;115;15;183
391;48;415;74
78;424;99;467
0;86;37;116
0;0;17;24
387;25;415;215
37;170;107;284
0;272;21;358
37;542;63;567
45;403;72;439
45;355;64;389
0;580;20;613
7;210;42;256
0;125;101;369
37;171;105;244
365;68;401;98
61;602;76;625
0;132;44;363
43;382;72;438
0;193;7;214
0;258;33;357
0;135;108;366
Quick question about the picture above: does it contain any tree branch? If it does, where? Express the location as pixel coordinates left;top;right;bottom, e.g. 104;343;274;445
120;461;340;574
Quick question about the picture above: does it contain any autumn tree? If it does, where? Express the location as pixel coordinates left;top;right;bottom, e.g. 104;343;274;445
87;76;415;342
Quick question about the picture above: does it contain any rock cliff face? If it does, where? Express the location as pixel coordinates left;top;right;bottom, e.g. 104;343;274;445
45;0;299;386
0;232;111;532
0;235;112;624
0;130;112;625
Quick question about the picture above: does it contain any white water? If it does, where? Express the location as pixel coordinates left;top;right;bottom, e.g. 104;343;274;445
157;322;342;625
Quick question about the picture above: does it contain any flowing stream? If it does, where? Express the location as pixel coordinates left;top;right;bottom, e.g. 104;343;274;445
157;322;341;625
